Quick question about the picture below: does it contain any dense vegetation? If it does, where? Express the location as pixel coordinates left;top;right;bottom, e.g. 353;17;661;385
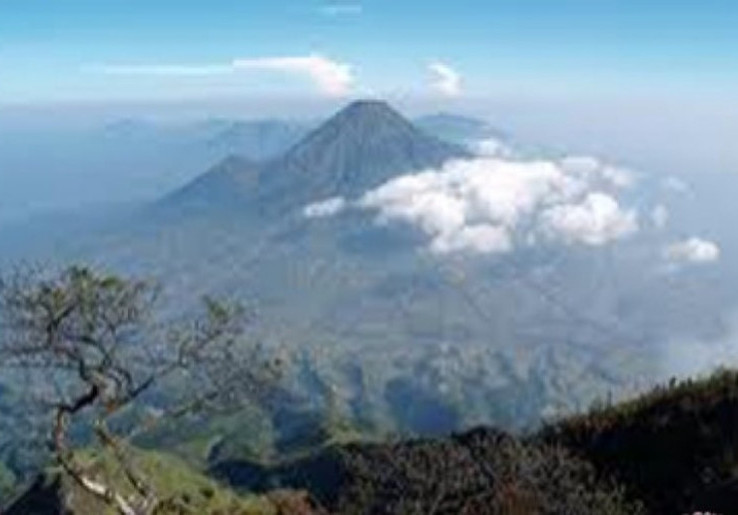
212;428;642;514
206;370;738;514
541;369;738;514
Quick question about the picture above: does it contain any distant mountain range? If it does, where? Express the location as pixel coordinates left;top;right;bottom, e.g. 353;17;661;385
0;105;505;226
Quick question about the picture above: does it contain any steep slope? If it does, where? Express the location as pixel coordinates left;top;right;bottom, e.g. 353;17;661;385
158;155;260;215
541;369;738;514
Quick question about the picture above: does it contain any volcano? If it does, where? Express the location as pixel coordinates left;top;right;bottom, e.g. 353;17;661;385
162;100;468;217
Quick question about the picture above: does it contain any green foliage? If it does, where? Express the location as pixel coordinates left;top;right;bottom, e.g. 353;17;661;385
7;449;283;515
137;406;277;466
84;449;275;514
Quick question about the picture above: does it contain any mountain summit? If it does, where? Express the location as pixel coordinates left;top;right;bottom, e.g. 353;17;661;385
257;100;468;211
162;100;468;217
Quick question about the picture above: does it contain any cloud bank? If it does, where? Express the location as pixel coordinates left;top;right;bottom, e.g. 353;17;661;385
428;62;462;97
93;54;355;97
305;153;639;255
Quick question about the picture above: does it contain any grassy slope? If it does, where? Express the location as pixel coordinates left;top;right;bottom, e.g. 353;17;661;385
5;448;306;515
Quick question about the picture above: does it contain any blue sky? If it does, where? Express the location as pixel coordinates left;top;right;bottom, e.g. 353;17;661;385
2;0;738;105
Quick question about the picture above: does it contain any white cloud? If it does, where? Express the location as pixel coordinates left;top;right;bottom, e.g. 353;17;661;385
303;197;347;218
319;3;363;16
473;137;510;158
664;237;721;265
233;54;354;97
559;156;635;189
541;192;638;246
92;53;355;97
428;61;462;97
305;154;639;255
431;224;512;254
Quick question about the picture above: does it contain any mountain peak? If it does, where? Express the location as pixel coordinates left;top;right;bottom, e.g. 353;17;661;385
342;98;394;111
334;99;402;119
305;99;417;141
255;100;469;211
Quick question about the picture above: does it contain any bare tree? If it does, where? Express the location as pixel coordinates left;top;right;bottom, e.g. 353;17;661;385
0;265;281;515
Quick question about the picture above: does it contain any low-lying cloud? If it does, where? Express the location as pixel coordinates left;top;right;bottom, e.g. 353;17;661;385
305;153;640;255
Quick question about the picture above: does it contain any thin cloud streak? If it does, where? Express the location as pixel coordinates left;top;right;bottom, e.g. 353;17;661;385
90;54;355;97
